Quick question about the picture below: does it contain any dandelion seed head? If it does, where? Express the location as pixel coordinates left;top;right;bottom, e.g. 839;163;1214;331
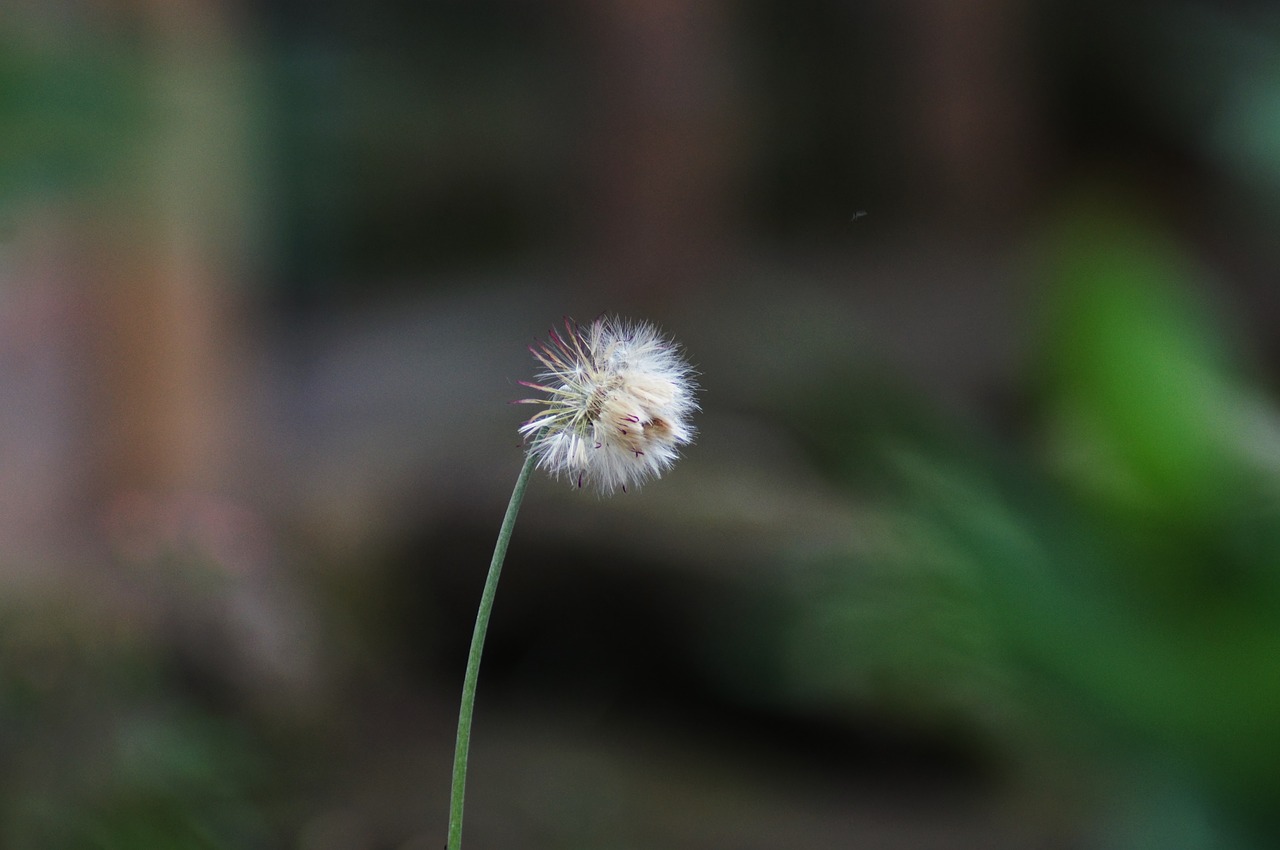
516;316;698;495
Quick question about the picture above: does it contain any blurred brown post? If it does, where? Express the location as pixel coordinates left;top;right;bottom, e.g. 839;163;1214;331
87;0;258;506
900;0;1041;228
573;0;743;303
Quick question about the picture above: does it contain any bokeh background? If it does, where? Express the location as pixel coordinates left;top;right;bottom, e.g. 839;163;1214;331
5;0;1280;847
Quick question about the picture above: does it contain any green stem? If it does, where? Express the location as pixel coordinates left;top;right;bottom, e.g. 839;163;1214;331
447;452;538;850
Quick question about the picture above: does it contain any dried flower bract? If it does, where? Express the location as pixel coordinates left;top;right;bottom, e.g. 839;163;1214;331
516;316;698;494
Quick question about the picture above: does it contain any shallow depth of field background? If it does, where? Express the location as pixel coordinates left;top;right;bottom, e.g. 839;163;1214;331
5;1;1280;848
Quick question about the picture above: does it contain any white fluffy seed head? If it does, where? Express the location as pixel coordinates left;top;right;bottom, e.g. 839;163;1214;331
515;316;699;495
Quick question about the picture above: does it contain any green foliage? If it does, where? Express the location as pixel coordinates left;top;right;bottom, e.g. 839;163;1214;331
0;607;273;850
1040;198;1255;529
0;39;147;205
731;198;1280;847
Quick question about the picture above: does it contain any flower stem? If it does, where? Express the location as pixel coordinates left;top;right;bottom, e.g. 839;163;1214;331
447;452;538;850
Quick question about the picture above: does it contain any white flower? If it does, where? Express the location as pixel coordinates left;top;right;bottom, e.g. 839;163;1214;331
515;316;698;494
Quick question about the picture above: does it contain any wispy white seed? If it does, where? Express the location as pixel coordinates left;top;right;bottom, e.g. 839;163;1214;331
515;316;698;495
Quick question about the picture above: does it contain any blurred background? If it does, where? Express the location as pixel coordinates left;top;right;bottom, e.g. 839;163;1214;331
5;0;1280;847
